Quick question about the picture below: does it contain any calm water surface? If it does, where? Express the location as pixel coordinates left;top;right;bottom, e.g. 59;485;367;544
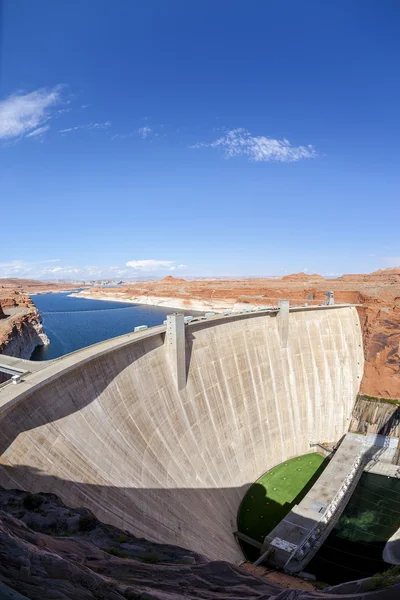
31;292;200;360
308;472;400;584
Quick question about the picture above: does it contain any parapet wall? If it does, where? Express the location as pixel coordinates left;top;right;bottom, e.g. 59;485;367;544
0;306;364;563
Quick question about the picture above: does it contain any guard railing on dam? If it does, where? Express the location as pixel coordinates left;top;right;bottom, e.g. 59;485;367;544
283;448;366;573
0;302;359;396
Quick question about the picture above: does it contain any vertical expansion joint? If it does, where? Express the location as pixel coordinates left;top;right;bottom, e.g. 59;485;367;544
166;313;186;391
277;300;289;348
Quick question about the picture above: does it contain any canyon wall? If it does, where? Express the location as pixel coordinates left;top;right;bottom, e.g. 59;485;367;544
0;293;49;360
350;396;400;438
0;311;49;359
0;306;363;563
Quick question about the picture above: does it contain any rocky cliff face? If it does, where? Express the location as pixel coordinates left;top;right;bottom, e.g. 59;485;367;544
0;487;398;600
0;294;49;360
0;311;49;359
0;277;85;361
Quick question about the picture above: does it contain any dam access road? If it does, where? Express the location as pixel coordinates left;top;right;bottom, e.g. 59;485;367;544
0;303;363;564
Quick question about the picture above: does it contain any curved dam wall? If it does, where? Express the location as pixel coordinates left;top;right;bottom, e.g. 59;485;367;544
0;306;364;563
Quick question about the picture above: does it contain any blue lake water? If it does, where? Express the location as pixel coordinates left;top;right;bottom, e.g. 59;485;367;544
30;292;200;361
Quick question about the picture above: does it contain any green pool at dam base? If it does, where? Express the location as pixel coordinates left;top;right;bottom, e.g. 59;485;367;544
237;453;327;561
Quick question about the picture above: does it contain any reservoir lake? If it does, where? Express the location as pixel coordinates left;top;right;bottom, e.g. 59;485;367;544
31;292;201;360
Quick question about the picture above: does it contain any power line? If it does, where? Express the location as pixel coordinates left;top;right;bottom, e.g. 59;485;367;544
323;543;385;563
330;534;385;549
356;486;400;506
314;555;372;576
349;493;400;516
41;306;139;315
359;479;400;498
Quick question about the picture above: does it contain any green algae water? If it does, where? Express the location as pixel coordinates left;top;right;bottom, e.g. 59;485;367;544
308;473;400;585
237;453;327;561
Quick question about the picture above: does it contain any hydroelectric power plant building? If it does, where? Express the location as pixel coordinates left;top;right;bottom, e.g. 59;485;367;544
0;303;367;569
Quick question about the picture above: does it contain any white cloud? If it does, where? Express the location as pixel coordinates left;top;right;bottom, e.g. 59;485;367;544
26;125;50;138
59;121;111;133
138;126;152;139
191;128;317;162
0;258;188;279
112;125;156;141
90;121;111;129
0;259;62;277
111;131;133;140
125;259;175;271
0;86;63;139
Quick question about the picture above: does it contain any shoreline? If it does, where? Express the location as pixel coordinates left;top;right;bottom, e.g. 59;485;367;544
68;291;242;313
29;288;84;296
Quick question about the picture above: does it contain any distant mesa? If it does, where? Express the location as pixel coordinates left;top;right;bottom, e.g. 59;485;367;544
370;267;400;276
159;275;187;284
281;272;325;282
337;267;400;281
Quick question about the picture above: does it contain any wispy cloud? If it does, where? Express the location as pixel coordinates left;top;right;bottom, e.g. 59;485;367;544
0;85;63;140
0;258;188;279
59;121;111;134
26;125;50;138
112;125;154;141
138;126;152;139
56;108;71;115
0;259;62;277
126;259;177;271
191;128;317;162
111;132;133;140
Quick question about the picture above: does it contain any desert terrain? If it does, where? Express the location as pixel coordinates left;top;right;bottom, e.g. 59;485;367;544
76;269;400;400
1;270;399;399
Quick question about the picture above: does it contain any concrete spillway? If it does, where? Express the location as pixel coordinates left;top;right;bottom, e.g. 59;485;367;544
0;306;364;563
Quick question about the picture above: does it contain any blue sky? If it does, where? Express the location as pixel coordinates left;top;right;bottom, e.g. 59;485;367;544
1;0;399;279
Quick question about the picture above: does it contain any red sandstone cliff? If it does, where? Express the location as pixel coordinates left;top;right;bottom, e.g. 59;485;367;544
0;278;80;359
281;272;325;282
0;292;49;359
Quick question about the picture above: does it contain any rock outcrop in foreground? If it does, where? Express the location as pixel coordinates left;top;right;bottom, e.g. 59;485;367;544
0;278;77;359
1;488;399;600
0;293;49;359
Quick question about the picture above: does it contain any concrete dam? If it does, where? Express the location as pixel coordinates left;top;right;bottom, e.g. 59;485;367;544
0;305;364;564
